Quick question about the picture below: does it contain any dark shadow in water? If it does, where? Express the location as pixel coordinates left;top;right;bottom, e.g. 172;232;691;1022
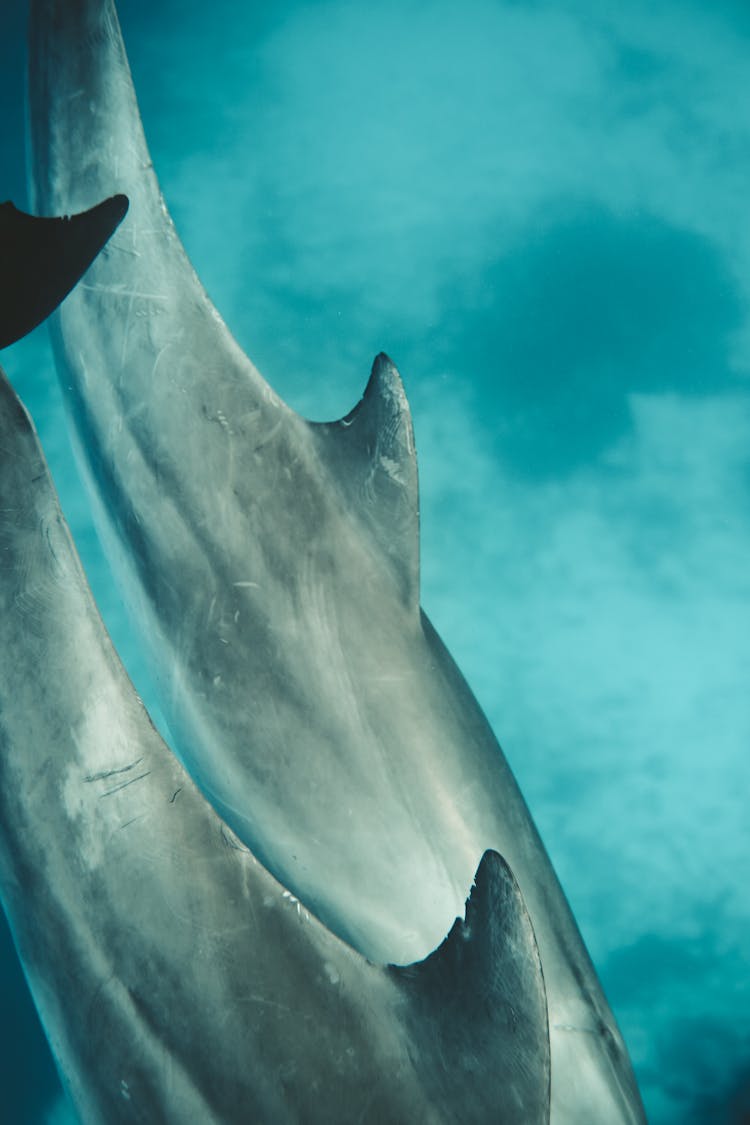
689;1070;750;1125
0;908;61;1124
602;932;750;1125
602;931;710;1006
439;202;746;479
662;1021;750;1125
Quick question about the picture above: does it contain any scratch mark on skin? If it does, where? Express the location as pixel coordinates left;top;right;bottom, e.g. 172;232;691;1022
169;788;182;804
220;826;251;853
150;342;171;380
44;524;59;565
79;284;167;301
103;241;139;259
99;771;152;798
247;994;295;1015
118;814;147;831
120;292;135;369
355;1088;377;1125
85;757;144;783
253;417;284;452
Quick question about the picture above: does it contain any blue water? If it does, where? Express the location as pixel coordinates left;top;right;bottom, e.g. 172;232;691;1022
2;1;750;1121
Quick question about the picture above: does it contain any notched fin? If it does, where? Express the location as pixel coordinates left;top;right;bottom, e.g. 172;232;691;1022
391;850;550;1123
0;194;128;348
313;353;419;606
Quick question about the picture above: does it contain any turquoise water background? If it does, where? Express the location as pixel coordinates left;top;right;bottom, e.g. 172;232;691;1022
2;1;750;1121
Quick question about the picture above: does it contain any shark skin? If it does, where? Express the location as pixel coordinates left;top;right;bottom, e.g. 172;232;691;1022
28;1;646;1121
0;363;550;1123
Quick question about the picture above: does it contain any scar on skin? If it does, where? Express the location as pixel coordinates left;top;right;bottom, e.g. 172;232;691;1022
118;813;147;831
85;756;144;783
99;771;152;798
220;826;250;853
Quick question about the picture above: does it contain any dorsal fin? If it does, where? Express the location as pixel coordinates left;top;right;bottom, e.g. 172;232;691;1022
0;195;128;348
390;850;550;1123
313;353;419;607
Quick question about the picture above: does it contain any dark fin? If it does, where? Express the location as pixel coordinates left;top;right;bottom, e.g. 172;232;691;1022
391;851;550;1124
313;353;419;606
0;194;129;348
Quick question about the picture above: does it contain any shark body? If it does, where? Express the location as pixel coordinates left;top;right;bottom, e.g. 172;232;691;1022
24;1;647;1121
0;360;549;1123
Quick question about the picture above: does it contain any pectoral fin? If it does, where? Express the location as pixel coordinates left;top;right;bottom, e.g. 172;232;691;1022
0;194;128;348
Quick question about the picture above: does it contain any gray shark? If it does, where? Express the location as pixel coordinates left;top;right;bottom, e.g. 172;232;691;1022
0;362;549;1123
0;193;128;347
28;1;646;1121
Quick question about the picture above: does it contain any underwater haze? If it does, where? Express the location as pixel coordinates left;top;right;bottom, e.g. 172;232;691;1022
2;0;750;1122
